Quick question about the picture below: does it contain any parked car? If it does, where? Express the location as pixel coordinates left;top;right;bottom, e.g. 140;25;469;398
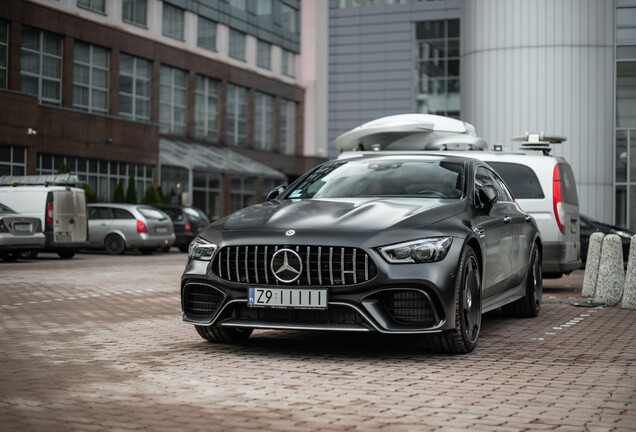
181;153;542;354
580;214;634;263
153;205;210;252
0;182;88;259
87;204;175;255
0;202;45;261
334;115;581;279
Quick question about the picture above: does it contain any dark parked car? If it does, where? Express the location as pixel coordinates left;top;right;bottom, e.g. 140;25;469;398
153;205;210;252
0;202;45;261
580;214;634;263
181;154;543;354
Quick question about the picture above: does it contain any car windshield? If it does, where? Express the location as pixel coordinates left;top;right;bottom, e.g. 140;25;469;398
284;159;464;199
0;203;16;214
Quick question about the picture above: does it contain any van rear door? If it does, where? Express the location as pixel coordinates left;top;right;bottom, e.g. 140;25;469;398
555;163;580;263
52;189;82;243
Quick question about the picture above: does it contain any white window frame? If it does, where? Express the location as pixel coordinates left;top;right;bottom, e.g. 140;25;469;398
195;74;220;141
159;65;187;135
73;41;110;114
119;53;150;122
226;83;247;146
20;27;63;106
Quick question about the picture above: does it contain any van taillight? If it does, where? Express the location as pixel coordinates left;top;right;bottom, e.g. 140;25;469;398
553;165;565;235
185;222;191;232
46;201;54;227
137;220;147;234
0;220;7;232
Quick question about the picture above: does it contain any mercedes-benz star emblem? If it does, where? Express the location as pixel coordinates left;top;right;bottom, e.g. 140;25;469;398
285;230;295;236
270;249;303;284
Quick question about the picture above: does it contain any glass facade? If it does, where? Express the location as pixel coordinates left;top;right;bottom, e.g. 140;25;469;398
230;175;255;213
0;145;27;176
226;83;248;146
257;40;271;70
0;20;7;90
159;65;187;135
195;75;220;141
198;16;216;51
193;171;223;221
163;3;184;40
37;154;154;203
123;0;147;26
229;29;246;61
279;98;296;155
616;3;636;229
73;41;109;114
119;53;150;122
281;49;295;77
415;19;460;117
254;92;274;150
20;26;63;106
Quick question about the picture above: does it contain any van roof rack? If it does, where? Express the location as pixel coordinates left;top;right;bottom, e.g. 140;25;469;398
0;174;80;186
512;132;566;155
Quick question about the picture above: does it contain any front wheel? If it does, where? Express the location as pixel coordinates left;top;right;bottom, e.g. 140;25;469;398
502;245;542;317
195;325;253;344
426;246;481;354
58;249;76;259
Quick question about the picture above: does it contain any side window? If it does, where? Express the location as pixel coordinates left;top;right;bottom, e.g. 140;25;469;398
89;207;111;219
475;167;508;202
112;208;134;219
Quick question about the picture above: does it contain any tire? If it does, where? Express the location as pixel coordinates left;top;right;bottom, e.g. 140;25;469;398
0;252;18;262
19;250;39;260
104;234;126;255
58;249;76;259
426;246;481;354
502;245;542;318
195;325;253;344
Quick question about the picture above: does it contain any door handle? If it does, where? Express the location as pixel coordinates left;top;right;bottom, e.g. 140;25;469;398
503;216;511;224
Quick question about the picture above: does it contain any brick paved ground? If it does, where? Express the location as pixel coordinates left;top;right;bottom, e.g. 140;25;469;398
0;252;634;432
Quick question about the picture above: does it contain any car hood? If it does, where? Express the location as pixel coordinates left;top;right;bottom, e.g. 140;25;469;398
207;198;466;235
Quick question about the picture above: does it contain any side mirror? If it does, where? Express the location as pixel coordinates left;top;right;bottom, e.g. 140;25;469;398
477;184;498;212
266;184;287;201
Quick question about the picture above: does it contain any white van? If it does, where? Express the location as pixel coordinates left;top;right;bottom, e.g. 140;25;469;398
0;181;88;258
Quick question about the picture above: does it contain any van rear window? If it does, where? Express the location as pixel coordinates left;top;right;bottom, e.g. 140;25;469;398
558;163;579;206
485;162;545;199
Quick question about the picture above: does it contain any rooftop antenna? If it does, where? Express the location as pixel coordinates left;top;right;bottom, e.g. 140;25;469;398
511;132;566;156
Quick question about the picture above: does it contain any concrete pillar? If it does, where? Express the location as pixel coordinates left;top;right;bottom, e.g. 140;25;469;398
593;234;625;306
582;232;604;298
622;235;636;310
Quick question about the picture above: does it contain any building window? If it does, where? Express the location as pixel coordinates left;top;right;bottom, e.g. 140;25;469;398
119;53;150;122
617;61;636;128
254;0;272;18
415;19;460;118
226;83;247;146
37;154;154;203
159;65;187;135
195;75;220;141
73;41;109;114
229;0;247;12
77;0;105;14
281;4;297;34
163;3;184;40
198;16;216;51
0;20;7;90
193;171;223;220
20;26;63;106
0;145;27;176
257;40;271;70
230;175;255;212
229;29;246;61
254;92;274;151
123;0;147;26
281;50;296;77
279;98;296;155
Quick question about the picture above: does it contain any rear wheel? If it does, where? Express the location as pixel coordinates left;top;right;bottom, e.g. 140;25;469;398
104;234;126;255
139;248;154;255
0;252;18;262
502;245;542;317
195;325;253;344
426;246;481;354
19;250;39;260
58;249;76;259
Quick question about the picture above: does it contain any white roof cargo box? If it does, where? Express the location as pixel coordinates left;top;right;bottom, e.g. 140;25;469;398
334;114;488;152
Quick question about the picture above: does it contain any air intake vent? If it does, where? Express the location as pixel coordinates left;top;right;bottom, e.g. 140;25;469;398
383;290;436;326
182;282;224;320
212;245;377;286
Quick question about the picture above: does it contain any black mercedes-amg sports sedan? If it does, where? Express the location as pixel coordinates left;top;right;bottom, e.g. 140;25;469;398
181;153;543;354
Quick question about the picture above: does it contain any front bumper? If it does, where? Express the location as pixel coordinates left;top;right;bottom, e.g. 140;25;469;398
180;242;463;334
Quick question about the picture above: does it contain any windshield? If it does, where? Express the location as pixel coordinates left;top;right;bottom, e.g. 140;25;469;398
284;159;465;199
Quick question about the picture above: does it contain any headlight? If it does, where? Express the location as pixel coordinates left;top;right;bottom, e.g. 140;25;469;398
379;237;453;264
188;237;217;261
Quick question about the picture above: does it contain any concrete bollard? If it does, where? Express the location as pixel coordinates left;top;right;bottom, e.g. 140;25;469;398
622;235;636;310
582;232;604;298
593;234;625;306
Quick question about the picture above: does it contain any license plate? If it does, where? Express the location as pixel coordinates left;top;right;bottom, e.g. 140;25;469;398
55;232;72;242
13;223;32;233
248;288;327;309
155;227;168;234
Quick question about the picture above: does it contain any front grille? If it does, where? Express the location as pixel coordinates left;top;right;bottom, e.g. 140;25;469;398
183;283;224;320
383;290;435;325
231;304;364;326
212;245;377;286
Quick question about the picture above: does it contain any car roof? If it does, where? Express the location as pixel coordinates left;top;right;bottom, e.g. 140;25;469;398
336;152;478;165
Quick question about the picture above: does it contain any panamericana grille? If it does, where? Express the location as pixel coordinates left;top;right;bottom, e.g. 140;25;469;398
212;245;377;286
182;283;224;319
383;290;435;326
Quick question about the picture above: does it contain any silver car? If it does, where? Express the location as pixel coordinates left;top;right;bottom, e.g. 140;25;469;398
0;202;45;261
87;204;175;255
